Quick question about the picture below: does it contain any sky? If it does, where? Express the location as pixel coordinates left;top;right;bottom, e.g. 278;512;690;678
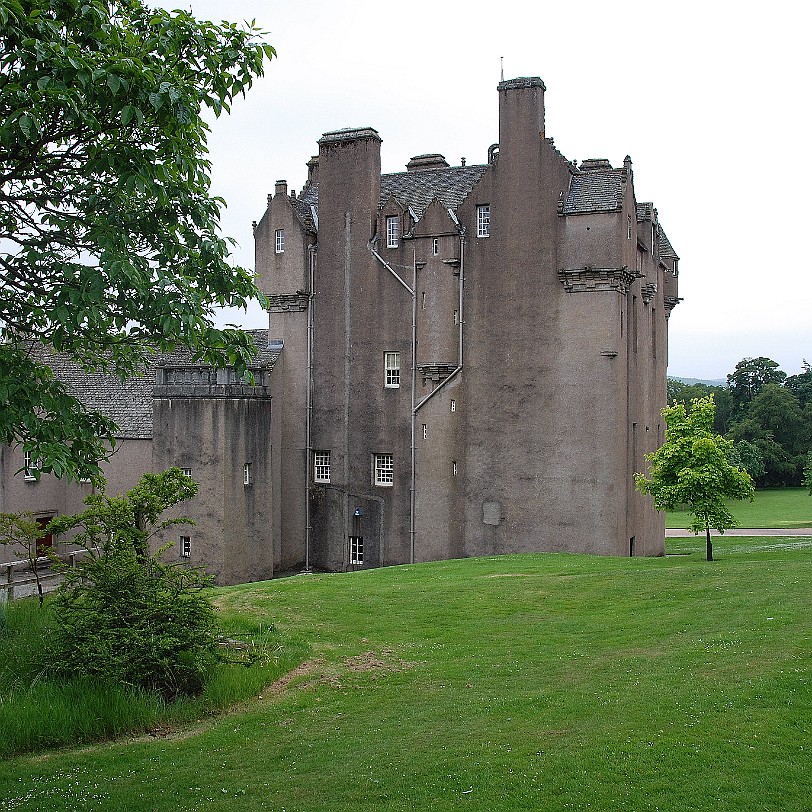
153;0;811;381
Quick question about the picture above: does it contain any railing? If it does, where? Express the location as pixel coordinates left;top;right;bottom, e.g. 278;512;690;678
0;549;93;603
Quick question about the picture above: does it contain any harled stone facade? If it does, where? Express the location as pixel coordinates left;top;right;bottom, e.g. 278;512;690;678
255;76;680;572
1;76;680;584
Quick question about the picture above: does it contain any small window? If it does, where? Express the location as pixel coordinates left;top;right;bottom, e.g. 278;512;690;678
180;536;192;558
384;352;401;388
422;424;427;440
421;292;426;310
476;205;490;238
243;463;251;486
23;450;38;481
432;238;439;256
386;216;399;248
314;451;331;483
349;535;364;565
181;467;193;479
627;214;632;240
374;453;394;486
453;310;458;325
275;229;285;254
450;399;456;413
452;460;458;477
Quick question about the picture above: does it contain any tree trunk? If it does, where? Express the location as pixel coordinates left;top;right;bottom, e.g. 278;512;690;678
706;525;713;562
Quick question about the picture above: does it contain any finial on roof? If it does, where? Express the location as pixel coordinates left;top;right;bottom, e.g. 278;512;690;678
461;157;466;167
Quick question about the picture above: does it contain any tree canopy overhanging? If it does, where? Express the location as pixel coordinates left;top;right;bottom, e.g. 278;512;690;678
0;0;275;481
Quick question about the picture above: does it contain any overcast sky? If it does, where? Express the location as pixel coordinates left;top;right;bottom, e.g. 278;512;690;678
153;0;810;381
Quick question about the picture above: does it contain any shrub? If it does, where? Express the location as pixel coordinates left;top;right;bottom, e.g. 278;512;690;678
45;469;220;700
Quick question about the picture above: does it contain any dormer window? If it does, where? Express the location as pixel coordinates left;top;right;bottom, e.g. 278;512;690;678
386;216;399;248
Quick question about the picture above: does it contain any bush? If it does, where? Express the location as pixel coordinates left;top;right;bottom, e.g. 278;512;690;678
45;469;220;700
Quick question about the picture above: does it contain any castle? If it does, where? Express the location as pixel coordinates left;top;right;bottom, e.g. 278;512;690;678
0;77;680;584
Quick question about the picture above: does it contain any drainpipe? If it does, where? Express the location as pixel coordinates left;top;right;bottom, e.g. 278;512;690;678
368;242;417;563
410;248;417;563
304;244;316;573
413;228;466;412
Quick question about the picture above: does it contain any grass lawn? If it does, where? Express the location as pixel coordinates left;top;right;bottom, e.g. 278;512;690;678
2;539;811;811
666;487;812;529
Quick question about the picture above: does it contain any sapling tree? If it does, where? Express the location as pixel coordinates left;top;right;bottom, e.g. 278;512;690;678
46;469;219;699
635;396;754;561
0;512;49;605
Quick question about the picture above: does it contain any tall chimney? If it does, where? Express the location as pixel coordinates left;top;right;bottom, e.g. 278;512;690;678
497;77;546;162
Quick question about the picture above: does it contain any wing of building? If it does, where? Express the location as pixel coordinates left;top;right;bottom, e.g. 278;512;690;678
1;76;680;584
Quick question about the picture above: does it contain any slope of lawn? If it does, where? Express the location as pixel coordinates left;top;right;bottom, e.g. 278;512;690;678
666;486;812;529
2;540;811;811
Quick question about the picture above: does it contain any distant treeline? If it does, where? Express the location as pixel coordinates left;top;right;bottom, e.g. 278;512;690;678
668;357;811;488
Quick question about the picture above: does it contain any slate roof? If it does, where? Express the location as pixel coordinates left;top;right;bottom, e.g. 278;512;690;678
658;227;679;261
28;330;276;440
294;165;491;231
562;168;626;215
380;165;490;219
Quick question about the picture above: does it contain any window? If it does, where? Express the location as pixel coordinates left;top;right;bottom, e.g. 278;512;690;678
180;536;192;558
422;423;427;440
349;535;364;565
450;399;456;413
627;214;632;240
23;450;38;480
181;467;192;479
243;463;251;486
421;292;426;310
432;238;439;256
275;229;285;254
452;460;458;477
314;451;331;483
384;352;401;388
386;216;399;248
374;453;393;486
476;204;490;238
453;310;458;325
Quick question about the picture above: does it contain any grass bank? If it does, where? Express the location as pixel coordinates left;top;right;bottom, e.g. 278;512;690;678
2;539;811;811
666;486;811;529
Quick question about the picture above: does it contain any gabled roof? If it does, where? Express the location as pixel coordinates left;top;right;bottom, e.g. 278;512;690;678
380;165;490;219
294;165;490;231
562;168;626;215
636;202;655;222
28;330;276;440
658;227;679;261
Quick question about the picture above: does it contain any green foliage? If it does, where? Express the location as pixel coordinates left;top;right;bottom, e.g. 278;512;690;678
804;451;812;495
636;396;754;558
0;0;274;481
729;439;765;480
0;511;49;604
45;469;218;699
727;356;787;416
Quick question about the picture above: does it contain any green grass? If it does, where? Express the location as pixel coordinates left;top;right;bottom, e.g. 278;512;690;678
666;486;812;529
0;598;308;759
2;542;811;811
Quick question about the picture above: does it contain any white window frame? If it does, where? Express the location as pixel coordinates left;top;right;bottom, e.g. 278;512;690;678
422;423;427;440
432;238;439;256
181;467;193;479
180;536;192;558
243;463;251;486
450;399;456;413
349;535;364;565
476;204;490;238
384;352;401;388
314;451;331;483
275;229;285;254
452;460;458;477
386;216;399;249
374;453;394;487
23;450;38;481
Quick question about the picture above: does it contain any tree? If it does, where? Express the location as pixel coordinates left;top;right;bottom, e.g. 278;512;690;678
635;396;754;561
784;361;812;410
1;0;275;482
46;469;218;699
804;451;812;495
0;512;49;605
727;357;786;416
